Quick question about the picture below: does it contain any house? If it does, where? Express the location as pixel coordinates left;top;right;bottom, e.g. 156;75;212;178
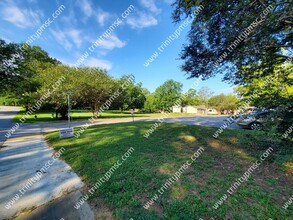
182;106;197;113
172;105;219;114
193;105;206;114
172;106;182;113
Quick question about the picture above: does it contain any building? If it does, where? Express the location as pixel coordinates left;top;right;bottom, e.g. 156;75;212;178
172;106;181;113
193;105;206;114
172;105;219;115
182;106;198;113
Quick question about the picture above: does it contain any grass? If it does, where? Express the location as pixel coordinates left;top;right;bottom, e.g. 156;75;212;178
46;122;293;219
0;95;19;106
14;109;201;123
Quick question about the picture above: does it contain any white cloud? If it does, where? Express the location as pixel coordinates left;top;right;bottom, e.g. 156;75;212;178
140;0;161;14
84;58;112;70
61;8;78;26
1;4;43;28
77;0;93;18
76;1;112;26
66;29;83;48
96;35;126;50
50;30;73;50
126;12;158;29
51;28;84;49
95;8;111;26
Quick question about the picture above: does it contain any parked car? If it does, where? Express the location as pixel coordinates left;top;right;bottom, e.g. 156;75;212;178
236;111;271;130
207;109;218;115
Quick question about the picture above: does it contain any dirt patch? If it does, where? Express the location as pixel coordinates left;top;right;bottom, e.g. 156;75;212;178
208;139;229;152
170;184;187;199
159;163;176;175
179;135;197;142
140;194;164;216
89;196;114;220
78;186;114;220
252;165;293;206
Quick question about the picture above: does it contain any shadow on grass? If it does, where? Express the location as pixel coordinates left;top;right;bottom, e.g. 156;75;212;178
45;122;293;220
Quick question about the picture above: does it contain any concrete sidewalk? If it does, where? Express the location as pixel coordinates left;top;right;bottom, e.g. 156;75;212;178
0;106;20;147
0;123;94;219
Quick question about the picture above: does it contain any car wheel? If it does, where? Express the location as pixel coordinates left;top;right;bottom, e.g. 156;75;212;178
250;122;262;130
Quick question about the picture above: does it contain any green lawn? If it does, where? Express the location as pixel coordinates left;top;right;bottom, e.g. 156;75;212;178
14;109;199;123
46;122;293;219
0;96;19;106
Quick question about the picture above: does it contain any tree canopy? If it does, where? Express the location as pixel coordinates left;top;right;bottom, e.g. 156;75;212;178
153;80;183;110
172;0;292;84
209;93;238;113
0;40;59;93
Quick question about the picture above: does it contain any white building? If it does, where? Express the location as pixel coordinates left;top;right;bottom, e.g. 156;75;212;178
172;106;181;113
183;106;198;113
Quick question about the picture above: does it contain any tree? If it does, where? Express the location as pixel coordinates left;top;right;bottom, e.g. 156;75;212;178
234;64;292;108
184;88;202;106
77;68;115;115
36;65;116;119
126;83;147;109
36;64;77;119
198;87;214;109
153;80;183;111
0;39;22;93
172;1;292;84
234;64;293;132
209;94;238;114
0;39;60;110
17;44;60;110
144;94;156;112
114;76;146;110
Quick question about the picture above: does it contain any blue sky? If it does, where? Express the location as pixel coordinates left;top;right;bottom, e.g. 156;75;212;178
0;0;234;94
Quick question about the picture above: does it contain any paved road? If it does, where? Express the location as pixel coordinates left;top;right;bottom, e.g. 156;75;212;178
38;115;240;133
0;106;20;147
162;115;239;129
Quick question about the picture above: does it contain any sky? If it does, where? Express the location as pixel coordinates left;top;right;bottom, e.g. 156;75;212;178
0;0;235;94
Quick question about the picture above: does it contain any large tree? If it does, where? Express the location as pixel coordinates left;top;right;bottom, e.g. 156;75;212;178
198;86;214;109
234;63;293;132
172;0;292;84
0;39;60;107
36;65;115;119
184;88;202;105
0;39;22;92
125;82;147;109
77;67;115;115
209;93;238;113
154;80;183;110
114;76;146;110
144;94;156;112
